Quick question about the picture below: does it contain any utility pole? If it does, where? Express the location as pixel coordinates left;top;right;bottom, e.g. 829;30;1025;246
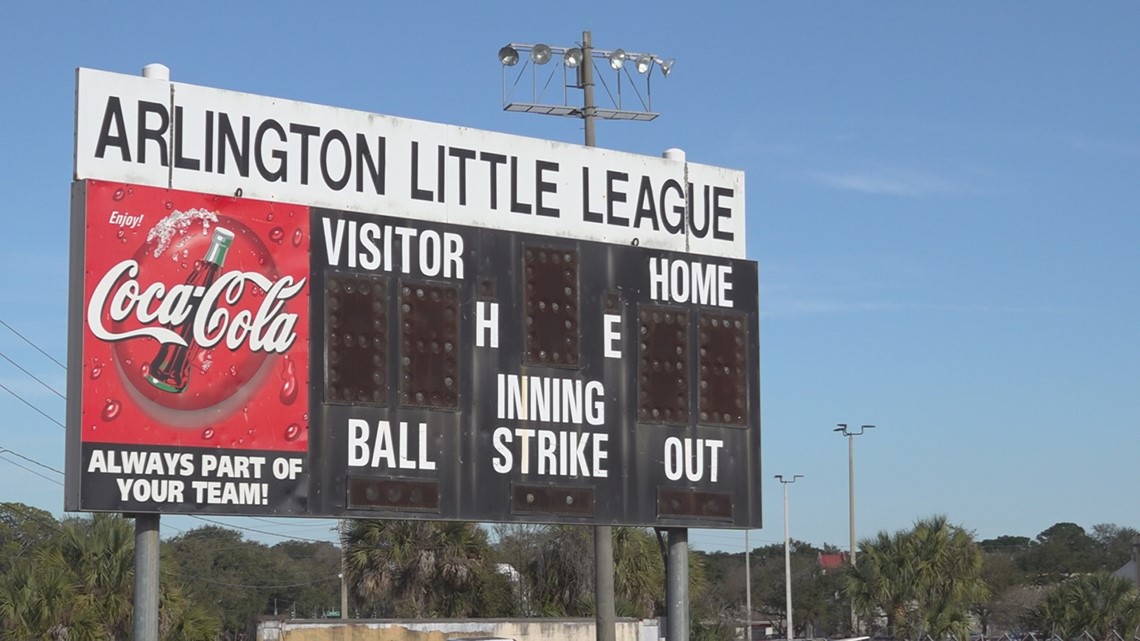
775;474;803;641
497;32;673;641
579;31;616;641
834;423;874;634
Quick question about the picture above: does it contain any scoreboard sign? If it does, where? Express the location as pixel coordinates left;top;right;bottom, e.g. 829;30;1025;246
66;68;760;528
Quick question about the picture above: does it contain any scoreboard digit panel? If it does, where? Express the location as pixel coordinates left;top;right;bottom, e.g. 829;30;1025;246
309;207;760;528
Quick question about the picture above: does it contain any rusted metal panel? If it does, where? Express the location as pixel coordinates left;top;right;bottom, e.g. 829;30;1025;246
657;487;733;521
399;283;460;410
347;477;440;512
511;483;595;516
325;272;388;405
698;310;749;427
523;245;580;367
637;306;690;425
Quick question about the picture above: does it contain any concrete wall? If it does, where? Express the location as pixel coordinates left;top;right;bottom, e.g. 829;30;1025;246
258;618;663;641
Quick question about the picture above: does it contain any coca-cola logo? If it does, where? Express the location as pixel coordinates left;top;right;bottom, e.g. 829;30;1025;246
88;259;306;353
89;205;309;415
80;182;311;451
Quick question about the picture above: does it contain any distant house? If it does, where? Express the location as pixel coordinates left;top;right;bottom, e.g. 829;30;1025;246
1112;535;1140;585
818;552;847;573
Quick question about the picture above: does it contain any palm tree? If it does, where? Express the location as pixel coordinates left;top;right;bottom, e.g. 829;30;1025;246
1031;572;1140;641
911;516;990;638
526;525;594;616
53;514;136;639
0;513;216;641
342;519;497;618
846;515;989;641
613;528;665;618
0;556;99;641
847;528;919;638
522;525;708;623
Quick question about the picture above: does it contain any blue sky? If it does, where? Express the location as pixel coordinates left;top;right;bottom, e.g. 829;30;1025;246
0;2;1137;553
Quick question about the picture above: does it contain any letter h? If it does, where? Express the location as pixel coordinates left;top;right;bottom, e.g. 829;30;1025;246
476;301;499;348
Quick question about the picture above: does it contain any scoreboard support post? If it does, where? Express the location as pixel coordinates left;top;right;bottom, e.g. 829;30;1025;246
130;62;169;641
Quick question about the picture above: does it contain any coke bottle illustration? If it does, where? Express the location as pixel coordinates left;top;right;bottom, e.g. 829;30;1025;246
146;227;235;393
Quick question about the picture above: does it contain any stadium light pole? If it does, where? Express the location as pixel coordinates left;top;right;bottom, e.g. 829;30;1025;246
775;474;803;641
498;32;673;641
834;423;874;634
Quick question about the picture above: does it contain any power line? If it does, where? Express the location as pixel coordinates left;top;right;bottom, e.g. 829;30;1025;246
0;319;66;370
0;455;63;485
174;573;341;589
0;380;64;428
0;447;63;475
0;501;67;535
0;348;65;399
248;516;319;527
189;515;329;544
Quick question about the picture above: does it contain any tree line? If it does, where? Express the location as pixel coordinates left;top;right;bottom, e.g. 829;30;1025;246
2;502;1138;641
701;517;1140;640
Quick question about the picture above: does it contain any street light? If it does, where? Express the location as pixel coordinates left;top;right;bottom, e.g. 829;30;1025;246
496;33;675;641
775;474;803;641
834;423;875;634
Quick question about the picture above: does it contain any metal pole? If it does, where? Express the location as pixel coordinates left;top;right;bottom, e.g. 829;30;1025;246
848;433;856;634
595;524;616;641
848;434;855;563
775;475;801;641
340;520;349;618
132;513;160;641
662;146;689;641
666;528;689;641
583;30;614;641
835;423;873;635
745;530;752;641
132;61;167;641
783;483;793;641
581;30;597;148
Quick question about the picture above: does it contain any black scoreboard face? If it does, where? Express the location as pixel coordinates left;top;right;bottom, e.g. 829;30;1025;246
309;208;760;528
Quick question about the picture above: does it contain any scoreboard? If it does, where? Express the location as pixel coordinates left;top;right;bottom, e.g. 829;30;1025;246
67;68;760;528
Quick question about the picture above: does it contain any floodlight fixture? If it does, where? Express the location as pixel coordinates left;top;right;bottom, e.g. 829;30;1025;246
531;44;552;65
564;47;583;68
498;33;672;122
498;45;519;66
609;48;626;70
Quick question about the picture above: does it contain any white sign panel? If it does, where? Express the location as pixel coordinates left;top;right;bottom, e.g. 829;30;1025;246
75;68;746;258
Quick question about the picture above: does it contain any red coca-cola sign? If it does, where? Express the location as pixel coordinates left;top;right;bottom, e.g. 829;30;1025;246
79;181;310;452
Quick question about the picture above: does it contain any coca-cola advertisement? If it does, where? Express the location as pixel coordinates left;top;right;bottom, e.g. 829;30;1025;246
68;180;310;514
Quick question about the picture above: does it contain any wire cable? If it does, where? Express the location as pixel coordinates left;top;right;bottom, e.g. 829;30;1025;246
0;348;65;399
174;573;341;589
189;515;329;544
0;501;67;535
0;381;65;428
0;319;66;369
0;447;63;475
0;455;63;485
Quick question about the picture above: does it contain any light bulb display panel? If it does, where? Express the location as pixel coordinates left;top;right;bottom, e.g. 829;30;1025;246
310;207;760;528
